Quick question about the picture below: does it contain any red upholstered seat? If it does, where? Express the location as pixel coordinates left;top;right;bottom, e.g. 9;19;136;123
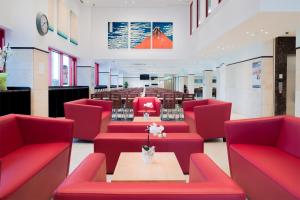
183;99;231;140
54;153;245;200
1;143;70;198
94;132;203;174
226;116;300;200
133;97;161;117
0;114;73;200
64;99;112;140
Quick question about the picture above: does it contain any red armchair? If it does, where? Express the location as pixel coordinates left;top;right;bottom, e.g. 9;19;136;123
64;99;112;141
54;153;245;200
0;114;73;200
133;97;161;117
225;116;300;200
183;99;232;140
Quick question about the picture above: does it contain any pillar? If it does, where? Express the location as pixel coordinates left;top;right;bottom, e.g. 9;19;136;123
295;29;300;116
203;70;213;99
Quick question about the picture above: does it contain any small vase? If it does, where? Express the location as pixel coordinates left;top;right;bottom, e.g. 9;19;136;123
0;73;8;91
143;112;150;120
142;146;155;164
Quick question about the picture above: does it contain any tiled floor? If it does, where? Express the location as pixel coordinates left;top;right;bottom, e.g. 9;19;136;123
69;113;247;176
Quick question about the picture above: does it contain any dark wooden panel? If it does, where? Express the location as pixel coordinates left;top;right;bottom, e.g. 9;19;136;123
0;87;31;116
274;37;296;115
48;86;89;117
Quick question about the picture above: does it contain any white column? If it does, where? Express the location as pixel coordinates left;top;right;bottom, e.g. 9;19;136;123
187;74;195;94
7;49;49;117
203;70;213;99
295;29;300;116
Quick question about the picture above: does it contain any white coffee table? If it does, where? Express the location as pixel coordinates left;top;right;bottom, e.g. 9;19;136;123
133;116;161;122
111;152;186;182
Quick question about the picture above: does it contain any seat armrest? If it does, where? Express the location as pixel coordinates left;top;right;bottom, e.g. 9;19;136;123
133;98;139;115
225;116;284;146
87;99;112;111
16;115;73;144
59;153;106;187
183;100;208;112
154;98;161;115
189;154;240;185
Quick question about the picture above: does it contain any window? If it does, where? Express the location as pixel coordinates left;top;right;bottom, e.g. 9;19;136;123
190;2;193;35
197;0;200;27
0;28;4;49
206;0;212;17
49;48;77;86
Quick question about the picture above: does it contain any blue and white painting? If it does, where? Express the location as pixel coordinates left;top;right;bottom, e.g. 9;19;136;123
152;22;173;49
130;22;151;49
108;22;129;49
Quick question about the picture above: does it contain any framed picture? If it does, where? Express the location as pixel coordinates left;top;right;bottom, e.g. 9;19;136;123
130;22;151;49
108;22;129;49
252;61;262;88
152;22;173;49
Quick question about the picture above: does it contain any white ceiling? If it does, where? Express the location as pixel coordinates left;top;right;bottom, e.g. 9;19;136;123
79;0;189;7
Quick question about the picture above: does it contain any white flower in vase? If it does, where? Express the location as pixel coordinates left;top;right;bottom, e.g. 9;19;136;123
142;123;167;164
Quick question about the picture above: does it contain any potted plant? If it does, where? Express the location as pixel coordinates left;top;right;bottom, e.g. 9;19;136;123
124;81;128;88
142;123;167;163
0;43;13;91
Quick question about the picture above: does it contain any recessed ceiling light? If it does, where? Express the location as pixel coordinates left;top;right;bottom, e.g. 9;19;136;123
265;32;269;35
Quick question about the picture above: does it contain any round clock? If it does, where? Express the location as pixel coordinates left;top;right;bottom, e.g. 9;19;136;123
36;12;49;36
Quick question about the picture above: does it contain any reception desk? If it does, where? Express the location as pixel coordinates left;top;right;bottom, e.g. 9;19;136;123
0;87;31;116
49;86;89;117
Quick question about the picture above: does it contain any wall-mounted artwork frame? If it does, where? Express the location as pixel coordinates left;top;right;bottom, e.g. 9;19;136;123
252;61;262;88
108;22;129;49
130;22;151;49
152;22;173;49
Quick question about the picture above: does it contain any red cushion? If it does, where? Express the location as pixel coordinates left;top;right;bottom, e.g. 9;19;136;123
0;143;70;198
230;144;300;199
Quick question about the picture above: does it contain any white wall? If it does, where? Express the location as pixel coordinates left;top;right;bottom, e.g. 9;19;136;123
90;6;189;60
217;40;274;118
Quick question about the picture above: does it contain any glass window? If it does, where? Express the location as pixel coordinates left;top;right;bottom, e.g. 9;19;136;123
49;49;77;86
0;29;4;49
62;55;70;86
51;51;60;86
207;0;212;16
197;0;201;27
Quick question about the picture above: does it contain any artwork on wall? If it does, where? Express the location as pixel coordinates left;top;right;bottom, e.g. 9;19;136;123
130;22;151;49
252;61;262;88
152;22;173;49
108;22;173;49
108;22;129;49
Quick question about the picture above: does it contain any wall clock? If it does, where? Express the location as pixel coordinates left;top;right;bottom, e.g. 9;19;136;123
36;12;49;36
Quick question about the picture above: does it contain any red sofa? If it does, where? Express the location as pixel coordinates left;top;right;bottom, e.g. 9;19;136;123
94;133;203;174
226;116;300;200
64;99;112;141
133;97;161;117
54;153;245;200
107;121;190;133
0;114;73;200
183;99;231;140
